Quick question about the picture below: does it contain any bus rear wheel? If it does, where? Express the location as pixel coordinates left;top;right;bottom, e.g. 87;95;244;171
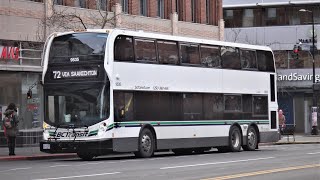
228;126;242;152
134;128;155;158
242;126;258;151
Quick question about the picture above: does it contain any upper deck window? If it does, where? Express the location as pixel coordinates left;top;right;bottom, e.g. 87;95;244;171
257;50;275;72
221;47;241;69
114;35;134;62
135;39;157;62
180;43;200;65
49;33;107;64
240;49;257;69
157;40;179;65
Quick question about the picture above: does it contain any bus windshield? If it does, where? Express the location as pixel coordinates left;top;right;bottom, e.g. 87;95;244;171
49;33;108;63
44;82;110;127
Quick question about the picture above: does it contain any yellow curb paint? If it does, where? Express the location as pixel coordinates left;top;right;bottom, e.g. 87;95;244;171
202;164;320;180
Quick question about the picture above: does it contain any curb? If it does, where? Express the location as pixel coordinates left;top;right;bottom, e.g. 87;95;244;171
259;141;320;146
0;153;78;161
274;141;320;145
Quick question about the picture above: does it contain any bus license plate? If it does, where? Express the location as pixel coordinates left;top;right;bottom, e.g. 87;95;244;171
43;144;50;150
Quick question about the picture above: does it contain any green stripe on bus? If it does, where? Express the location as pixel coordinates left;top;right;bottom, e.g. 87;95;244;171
113;120;269;127
88;130;98;135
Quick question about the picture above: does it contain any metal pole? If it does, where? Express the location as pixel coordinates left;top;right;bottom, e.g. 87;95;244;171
311;10;319;135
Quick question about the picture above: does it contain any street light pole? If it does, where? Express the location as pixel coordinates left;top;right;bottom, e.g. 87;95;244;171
299;9;318;135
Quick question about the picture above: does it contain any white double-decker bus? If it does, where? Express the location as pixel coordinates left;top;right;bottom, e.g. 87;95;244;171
40;29;279;160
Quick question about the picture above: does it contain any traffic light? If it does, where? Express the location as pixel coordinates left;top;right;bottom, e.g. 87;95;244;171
293;45;299;54
27;89;32;99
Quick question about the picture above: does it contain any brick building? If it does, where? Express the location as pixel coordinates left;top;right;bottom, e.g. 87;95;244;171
0;0;224;146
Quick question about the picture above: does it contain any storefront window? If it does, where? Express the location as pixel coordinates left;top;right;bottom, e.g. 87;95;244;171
0;72;43;130
0;40;42;66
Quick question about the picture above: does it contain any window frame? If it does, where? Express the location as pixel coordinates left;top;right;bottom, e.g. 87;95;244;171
134;38;158;63
200;44;222;68
157;40;179;65
140;0;148;16
180;42;201;66
252;95;268;117
224;94;242;112
240;48;258;70
221;46;241;70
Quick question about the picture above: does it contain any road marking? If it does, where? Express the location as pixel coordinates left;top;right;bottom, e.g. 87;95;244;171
0;167;32;173
32;172;121;180
160;157;274;170
307;152;320;155
120;159;144;163
202;164;320;180
49;165;71;168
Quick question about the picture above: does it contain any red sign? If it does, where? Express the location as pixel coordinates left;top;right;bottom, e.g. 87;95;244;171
0;46;19;60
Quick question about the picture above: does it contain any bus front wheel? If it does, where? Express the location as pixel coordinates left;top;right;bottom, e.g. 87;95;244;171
242;126;258;151
134;128;155;158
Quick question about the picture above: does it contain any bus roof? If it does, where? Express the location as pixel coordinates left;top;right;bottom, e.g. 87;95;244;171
53;29;273;52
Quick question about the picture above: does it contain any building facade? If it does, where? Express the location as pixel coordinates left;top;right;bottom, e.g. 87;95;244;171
0;0;224;146
223;0;320;134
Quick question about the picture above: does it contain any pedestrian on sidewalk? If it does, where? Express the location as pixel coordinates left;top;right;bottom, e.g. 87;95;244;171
278;109;286;135
2;103;19;156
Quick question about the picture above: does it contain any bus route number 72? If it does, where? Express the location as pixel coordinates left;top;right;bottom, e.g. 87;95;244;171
53;71;62;79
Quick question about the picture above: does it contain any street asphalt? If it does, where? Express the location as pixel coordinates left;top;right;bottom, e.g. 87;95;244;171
0;143;319;180
0;134;319;161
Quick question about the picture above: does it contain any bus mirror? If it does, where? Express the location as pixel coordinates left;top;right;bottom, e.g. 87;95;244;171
27;89;32;99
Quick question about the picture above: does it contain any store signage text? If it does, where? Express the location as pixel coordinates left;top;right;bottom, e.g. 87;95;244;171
298;39;317;43
0;46;19;60
278;73;320;82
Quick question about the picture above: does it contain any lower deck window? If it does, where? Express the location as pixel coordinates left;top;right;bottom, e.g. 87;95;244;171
113;91;268;121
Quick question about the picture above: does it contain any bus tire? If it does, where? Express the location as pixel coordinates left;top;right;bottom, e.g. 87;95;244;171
77;152;94;161
242;126;258;151
134;128;155;158
228;125;242;152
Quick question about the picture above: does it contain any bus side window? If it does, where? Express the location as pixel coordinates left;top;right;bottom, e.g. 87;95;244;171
135;39;157;62
200;45;221;68
180;43;200;65
240;49;257;69
257;50;275;72
182;93;203;120
221;47;241;69
157;40;179;65
114;92;134;121
114;35;134;62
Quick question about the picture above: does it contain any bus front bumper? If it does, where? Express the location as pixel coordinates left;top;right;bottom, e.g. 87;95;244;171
40;139;113;154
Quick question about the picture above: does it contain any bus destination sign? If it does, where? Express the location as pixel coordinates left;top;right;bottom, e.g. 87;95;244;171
52;69;98;79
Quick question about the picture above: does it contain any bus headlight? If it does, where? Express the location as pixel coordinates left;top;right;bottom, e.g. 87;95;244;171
98;121;110;135
43;121;50;129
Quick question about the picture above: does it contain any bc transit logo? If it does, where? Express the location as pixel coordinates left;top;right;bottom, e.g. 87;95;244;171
55;132;89;138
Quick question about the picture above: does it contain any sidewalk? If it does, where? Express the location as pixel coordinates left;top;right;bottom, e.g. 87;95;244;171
0;135;319;161
275;134;320;145
0;146;77;161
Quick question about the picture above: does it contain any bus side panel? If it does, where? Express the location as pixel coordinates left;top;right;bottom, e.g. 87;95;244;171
112;127;140;152
155;125;230;150
260;130;280;143
113;137;139;152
